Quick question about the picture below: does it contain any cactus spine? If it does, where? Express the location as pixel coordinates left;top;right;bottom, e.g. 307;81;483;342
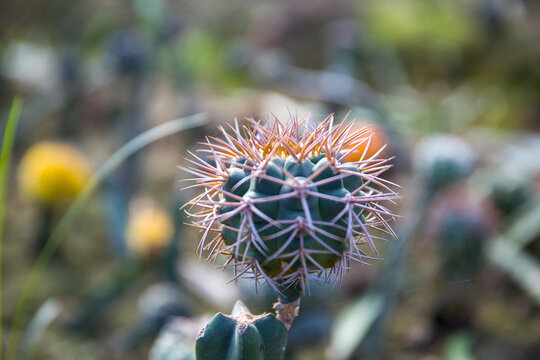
184;114;397;293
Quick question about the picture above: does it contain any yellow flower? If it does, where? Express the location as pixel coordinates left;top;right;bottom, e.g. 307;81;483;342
125;207;174;258
18;142;92;205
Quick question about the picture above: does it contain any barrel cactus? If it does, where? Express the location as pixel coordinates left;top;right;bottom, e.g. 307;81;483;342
184;114;397;294
196;301;287;360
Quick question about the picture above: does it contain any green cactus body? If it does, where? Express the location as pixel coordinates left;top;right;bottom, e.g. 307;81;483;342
185;115;397;292
414;134;475;191
196;301;287;360
220;155;355;277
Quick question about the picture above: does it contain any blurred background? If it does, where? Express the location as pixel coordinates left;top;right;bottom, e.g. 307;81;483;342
2;0;540;359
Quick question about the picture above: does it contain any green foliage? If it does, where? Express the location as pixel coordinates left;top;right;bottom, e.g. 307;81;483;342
0;97;23;358
364;0;475;52
169;30;249;90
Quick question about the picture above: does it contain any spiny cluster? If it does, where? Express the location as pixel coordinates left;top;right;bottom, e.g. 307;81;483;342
183;113;398;292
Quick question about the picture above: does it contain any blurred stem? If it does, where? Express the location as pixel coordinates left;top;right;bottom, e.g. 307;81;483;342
103;73;145;258
67;257;142;332
35;206;54;257
0;97;22;358
161;179;195;283
6;113;207;360
102;181;129;256
360;188;435;359
161;232;179;283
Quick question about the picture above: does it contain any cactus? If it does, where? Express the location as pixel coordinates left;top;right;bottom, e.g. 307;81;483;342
414;134;475;191
196;301;287;360
184;114;398;294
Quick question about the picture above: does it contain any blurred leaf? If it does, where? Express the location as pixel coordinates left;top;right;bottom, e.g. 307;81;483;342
364;0;475;52
134;0;165;35
444;332;475;360
150;319;198;360
486;199;540;305
171;30;248;90
179;30;223;82
488;239;540;305
499;200;540;248
150;331;195;360
327;293;384;360
0;96;22;357
7;113;207;360
18;299;62;360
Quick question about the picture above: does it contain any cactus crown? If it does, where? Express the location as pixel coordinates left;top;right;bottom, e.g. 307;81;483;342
196;300;287;360
184;113;398;293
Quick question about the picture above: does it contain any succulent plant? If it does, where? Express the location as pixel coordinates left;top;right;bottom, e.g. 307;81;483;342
414;134;475;191
184;114;397;294
196;301;287;360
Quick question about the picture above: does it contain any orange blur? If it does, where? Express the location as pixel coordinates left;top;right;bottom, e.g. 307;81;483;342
343;123;388;162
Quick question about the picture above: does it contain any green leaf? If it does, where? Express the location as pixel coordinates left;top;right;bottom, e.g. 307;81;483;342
328;293;384;360
18;299;62;360
0;96;23;358
444;331;475;360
